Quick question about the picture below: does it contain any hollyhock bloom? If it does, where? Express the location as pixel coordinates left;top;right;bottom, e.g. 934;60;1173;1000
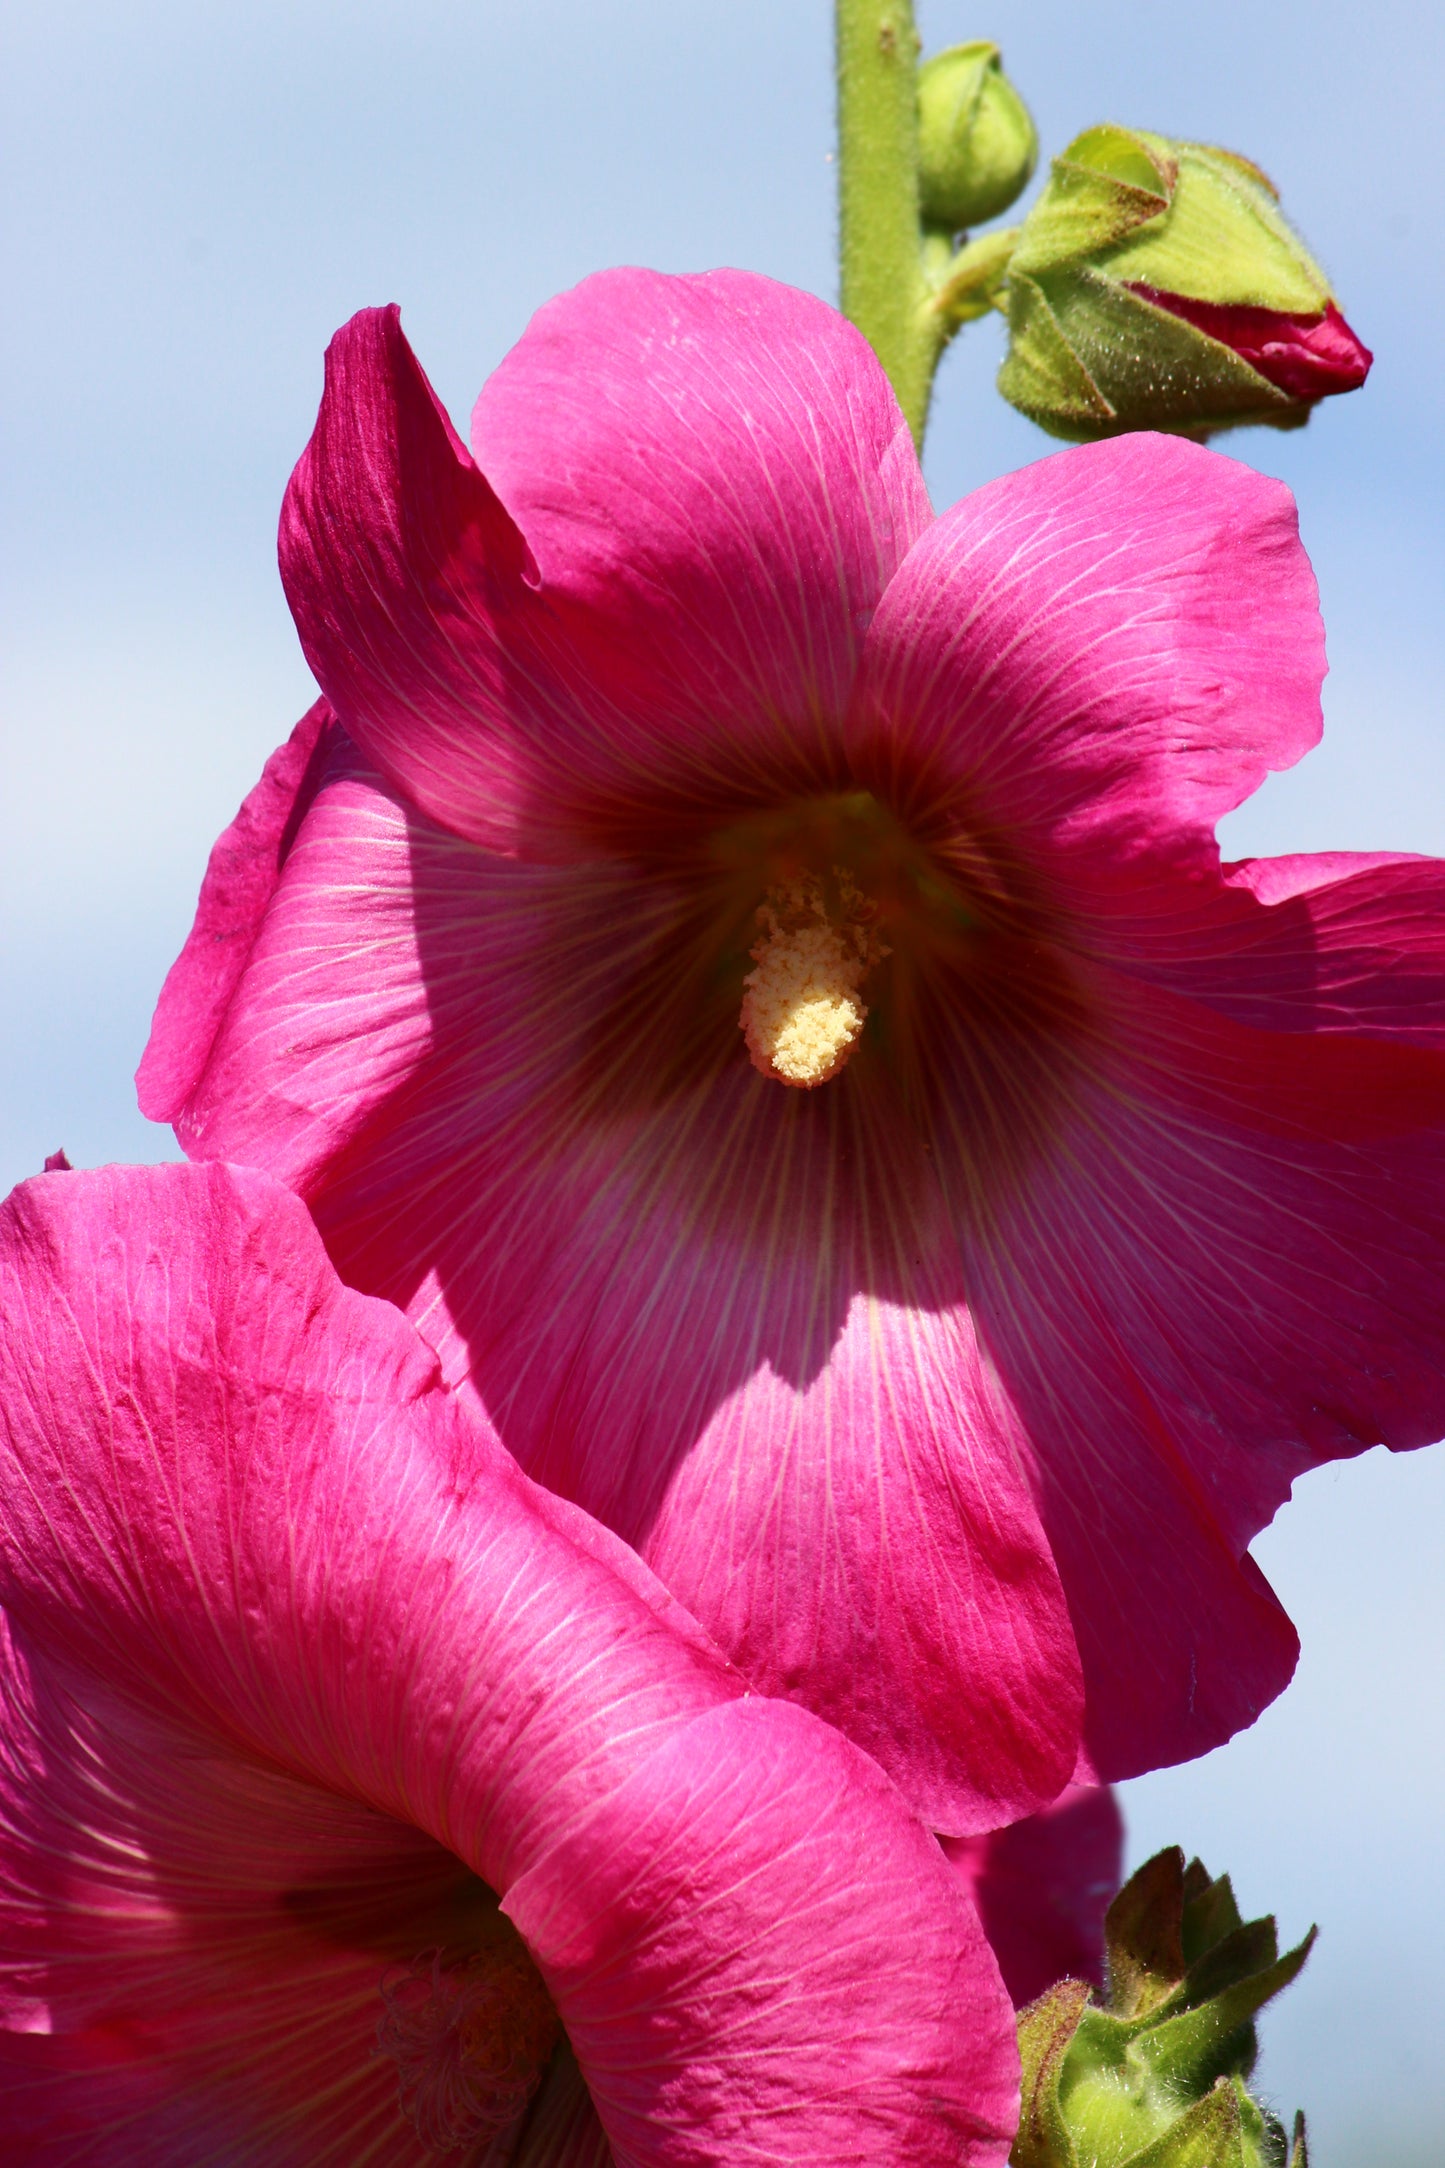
140;270;1445;1834
944;1784;1123;2009
0;1161;1018;2164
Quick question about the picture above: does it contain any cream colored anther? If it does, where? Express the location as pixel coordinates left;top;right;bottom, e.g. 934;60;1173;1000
740;872;886;1089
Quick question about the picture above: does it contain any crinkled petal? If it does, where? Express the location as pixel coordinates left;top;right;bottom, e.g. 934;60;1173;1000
0;1161;735;1895
0;1622;1011;2166
848;433;1324;892
281;278;926;859
944;1783;1123;2008
505;1699;1017;2166
0;1164;1023;2163
948;961;1445;1776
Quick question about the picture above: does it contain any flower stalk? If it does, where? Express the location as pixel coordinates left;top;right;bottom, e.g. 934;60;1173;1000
932;222;1019;329
835;0;938;445
835;7;1029;446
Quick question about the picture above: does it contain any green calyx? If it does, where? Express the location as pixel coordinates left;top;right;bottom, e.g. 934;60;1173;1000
1011;1848;1314;2168
917;41;1037;230
998;122;1336;440
1007;124;1330;307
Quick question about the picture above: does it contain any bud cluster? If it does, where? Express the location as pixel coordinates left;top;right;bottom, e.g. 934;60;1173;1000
1012;1848;1314;2168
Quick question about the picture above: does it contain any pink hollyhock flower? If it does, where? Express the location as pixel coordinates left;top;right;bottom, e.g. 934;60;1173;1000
0;1161;1018;2164
945;1784;1123;2009
139;270;1445;1834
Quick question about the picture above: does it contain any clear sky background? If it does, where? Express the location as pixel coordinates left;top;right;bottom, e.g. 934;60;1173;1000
2;4;1442;2159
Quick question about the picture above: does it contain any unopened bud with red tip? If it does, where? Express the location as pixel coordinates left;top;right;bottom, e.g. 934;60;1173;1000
997;123;1371;441
917;41;1038;231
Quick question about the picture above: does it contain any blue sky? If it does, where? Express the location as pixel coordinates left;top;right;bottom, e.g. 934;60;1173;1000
3;5;1442;2157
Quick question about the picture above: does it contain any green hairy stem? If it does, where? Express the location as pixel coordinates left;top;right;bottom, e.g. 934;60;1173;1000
835;3;1017;448
834;0;939;446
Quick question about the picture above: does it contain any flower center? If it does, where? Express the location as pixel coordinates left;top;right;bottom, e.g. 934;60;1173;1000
740;869;889;1088
375;1928;560;2154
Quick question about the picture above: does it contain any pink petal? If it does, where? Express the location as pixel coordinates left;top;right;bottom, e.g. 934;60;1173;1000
630;1280;1082;1838
302;802;1079;1827
281;279;927;860
0;2034;609;2168
471;266;930;783
505;1699;1018;2165
136;699;334;1124
495;2049;615;2168
145;726;439;1186
955;960;1445;1776
944;1783;1123;2007
280;303;566;857
312;1040;1082;1837
1086;850;1445;1045
0;1161;735;1895
848;433;1325;894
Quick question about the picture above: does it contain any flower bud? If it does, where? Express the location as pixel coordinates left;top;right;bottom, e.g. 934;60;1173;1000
917;41;1038;230
997;123;1371;441
1012;1847;1313;2168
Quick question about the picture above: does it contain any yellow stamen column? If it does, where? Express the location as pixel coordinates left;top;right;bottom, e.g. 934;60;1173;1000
740;873;887;1088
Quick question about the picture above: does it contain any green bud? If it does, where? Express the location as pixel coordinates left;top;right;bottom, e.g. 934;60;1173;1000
1011;1848;1314;2168
917;41;1038;230
997;123;1370;440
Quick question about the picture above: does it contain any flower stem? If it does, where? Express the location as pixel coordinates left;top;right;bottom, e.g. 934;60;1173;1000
835;0;938;448
931;223;1019;328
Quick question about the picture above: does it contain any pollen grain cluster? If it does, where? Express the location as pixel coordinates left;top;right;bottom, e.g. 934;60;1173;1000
740;871;887;1089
